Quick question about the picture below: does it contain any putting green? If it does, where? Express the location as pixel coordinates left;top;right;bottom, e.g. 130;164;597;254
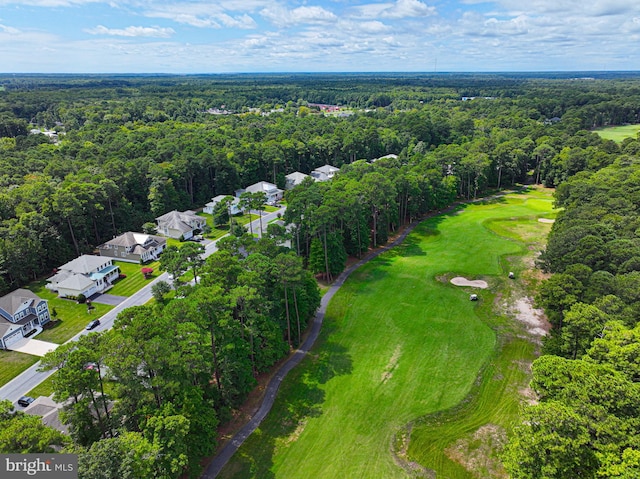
220;189;555;479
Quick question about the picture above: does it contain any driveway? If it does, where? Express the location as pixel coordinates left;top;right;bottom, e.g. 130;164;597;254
8;338;59;357
88;293;128;306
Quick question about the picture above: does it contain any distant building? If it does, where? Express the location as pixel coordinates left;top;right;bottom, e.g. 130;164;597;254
371;154;398;163
285;172;310;190
235;181;284;206
98;232;167;263
155;210;206;240
311;164;340;182
203;195;242;215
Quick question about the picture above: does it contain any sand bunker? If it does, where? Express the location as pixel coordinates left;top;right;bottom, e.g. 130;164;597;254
450;277;488;289
538;218;555;224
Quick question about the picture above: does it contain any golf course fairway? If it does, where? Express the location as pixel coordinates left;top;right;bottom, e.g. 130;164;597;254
219;188;555;479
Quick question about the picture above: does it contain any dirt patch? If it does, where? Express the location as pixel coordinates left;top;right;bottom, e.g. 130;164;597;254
537;218;555;224
381;345;402;384
450;277;489;289
392;425;435;479
445;424;509;479
519;386;538;406
512;298;550;338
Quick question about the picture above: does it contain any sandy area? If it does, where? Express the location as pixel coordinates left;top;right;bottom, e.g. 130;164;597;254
450;277;489;289
513;297;549;337
538;218;555;224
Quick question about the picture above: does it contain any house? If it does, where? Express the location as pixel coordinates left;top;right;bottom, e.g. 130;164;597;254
371;153;398;163
203;195;242;215
98;232;167;263
285;172;310;190
0;289;51;349
235;181;284;206
310;164;340;182
47;255;120;298
155;210;206;240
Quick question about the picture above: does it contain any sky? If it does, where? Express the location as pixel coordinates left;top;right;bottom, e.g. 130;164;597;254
1;0;639;73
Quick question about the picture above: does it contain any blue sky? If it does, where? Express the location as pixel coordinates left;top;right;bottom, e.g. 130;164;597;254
1;0;639;73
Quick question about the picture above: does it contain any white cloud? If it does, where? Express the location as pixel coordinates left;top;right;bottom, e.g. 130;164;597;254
0;23;20;34
143;3;257;29
0;0;100;6
260;5;337;27
353;0;436;20
85;25;175;38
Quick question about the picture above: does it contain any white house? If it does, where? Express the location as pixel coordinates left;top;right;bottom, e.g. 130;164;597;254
310;164;340;182
285;172;310;190
47;255;120;298
155;210;207;239
203;195;242;215
371;153;398;163
98;232;167;263
0;289;51;349
235;181;284;206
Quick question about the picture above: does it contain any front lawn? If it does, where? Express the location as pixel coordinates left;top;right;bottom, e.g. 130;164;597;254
25;281;113;344
108;260;161;297
0;350;39;388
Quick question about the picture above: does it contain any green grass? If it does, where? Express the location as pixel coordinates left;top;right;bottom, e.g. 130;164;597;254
27;371;116;399
220;188;555;479
24;281;113;344
108;260;160;297
27;373;56;397
593;124;640;142
0;350;39;388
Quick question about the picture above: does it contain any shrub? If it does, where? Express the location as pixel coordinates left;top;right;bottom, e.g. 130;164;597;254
77;294;86;304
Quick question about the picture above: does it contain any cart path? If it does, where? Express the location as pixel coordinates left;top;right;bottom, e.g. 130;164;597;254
201;216;427;478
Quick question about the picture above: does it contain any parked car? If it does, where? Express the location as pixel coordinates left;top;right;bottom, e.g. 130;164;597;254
17;396;34;407
86;319;100;330
83;362;98;371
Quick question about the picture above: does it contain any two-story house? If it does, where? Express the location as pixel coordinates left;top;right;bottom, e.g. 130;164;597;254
235;181;284;206
47;255;120;298
0;289;51;349
310;164;340;182
155;210;207;240
203;195;242;216
98;232;167;263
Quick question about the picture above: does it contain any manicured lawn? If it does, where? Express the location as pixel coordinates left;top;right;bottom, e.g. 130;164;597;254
593;124;640;142
0;350;39;388
108;260;161;297
220;188;555;478
27;373;56;398
24;281;113;344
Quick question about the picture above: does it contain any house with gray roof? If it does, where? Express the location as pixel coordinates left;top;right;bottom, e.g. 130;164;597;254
235;181;283;205
310;164;340;182
47;255;120;298
98;232;167;263
0;289;50;349
203;195;242;215
156;210;206;239
285;172;310;190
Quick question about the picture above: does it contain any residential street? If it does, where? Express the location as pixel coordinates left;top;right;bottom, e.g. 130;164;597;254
0;206;285;405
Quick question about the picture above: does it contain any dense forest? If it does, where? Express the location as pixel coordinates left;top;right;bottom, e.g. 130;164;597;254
2;73;640;478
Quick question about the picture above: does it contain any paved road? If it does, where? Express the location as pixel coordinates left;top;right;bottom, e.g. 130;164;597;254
202;216;422;478
0;206;286;405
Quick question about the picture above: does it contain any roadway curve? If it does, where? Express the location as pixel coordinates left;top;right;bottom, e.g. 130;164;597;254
202;218;423;478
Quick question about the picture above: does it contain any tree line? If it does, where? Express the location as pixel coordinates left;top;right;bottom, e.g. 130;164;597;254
504;157;640;478
2;75;637;294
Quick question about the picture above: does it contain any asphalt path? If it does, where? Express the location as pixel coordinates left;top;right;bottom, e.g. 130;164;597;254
201;216;423;478
0;206;285;405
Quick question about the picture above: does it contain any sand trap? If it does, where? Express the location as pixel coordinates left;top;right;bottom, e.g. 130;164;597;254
538;218;555;224
450;277;488;289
